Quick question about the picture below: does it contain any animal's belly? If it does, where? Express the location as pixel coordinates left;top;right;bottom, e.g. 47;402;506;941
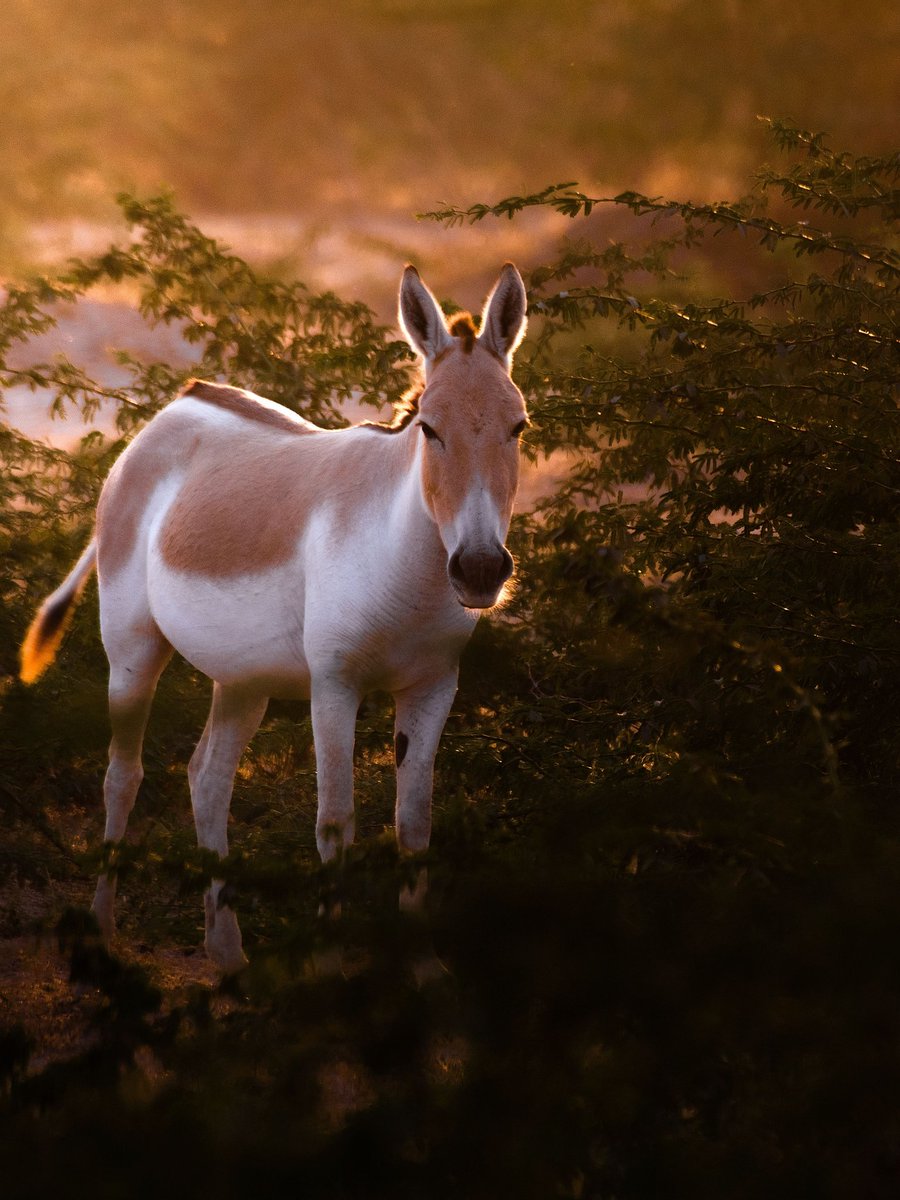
148;560;310;696
147;549;475;699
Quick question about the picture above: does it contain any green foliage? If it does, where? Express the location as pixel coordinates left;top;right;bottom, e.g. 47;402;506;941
2;124;900;1195
429;120;900;795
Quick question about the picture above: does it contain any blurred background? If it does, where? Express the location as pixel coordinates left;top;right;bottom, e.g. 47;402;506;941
2;0;898;437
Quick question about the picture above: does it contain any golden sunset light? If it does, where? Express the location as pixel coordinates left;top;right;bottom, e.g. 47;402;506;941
2;4;898;1195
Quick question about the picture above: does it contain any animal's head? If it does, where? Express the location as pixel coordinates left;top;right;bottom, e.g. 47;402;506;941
399;263;528;609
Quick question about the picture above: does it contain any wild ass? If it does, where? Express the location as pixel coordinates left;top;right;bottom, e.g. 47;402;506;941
20;263;529;971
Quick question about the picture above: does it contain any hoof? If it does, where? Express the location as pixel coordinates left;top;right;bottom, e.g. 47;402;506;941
206;943;249;975
204;892;247;974
91;878;117;945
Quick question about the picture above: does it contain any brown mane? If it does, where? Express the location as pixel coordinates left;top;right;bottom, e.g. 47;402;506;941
359;315;479;434
448;312;477;352
358;385;423;434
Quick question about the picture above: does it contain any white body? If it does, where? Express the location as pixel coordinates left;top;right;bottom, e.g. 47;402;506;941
21;264;529;970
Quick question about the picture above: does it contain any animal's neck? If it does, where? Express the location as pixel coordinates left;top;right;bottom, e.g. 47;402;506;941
368;426;452;595
390;426;443;540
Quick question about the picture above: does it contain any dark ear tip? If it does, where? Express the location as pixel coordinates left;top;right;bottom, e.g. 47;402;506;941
403;263;420;278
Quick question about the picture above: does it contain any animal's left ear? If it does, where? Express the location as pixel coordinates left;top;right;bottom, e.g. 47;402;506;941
478;262;528;365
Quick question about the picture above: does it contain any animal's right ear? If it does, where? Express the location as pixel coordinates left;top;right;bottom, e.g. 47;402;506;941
399;266;454;362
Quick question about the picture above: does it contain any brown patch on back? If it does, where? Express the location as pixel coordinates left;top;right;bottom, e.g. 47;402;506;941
159;441;309;575
159;427;407;578
97;413;195;579
97;386;320;580
183;379;315;435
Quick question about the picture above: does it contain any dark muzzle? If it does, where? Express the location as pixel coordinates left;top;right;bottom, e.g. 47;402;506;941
448;544;514;608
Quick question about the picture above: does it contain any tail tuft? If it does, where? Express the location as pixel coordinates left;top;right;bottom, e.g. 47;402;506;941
19;595;77;684
19;541;97;684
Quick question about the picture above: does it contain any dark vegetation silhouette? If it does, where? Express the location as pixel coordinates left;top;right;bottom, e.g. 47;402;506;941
1;123;899;1196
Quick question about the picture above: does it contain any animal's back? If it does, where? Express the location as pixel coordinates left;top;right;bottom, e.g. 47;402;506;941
96;382;321;583
94;380;438;695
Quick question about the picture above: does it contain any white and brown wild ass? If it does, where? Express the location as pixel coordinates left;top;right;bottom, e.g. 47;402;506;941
20;264;529;971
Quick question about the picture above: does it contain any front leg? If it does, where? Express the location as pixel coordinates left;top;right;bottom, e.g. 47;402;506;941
310;679;360;972
393;670;459;911
311;679;361;864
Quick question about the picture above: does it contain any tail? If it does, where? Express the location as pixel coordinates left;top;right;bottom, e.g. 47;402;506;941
19;540;98;684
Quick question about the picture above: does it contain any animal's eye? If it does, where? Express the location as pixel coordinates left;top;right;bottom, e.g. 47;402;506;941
511;419;528;439
419;421;441;443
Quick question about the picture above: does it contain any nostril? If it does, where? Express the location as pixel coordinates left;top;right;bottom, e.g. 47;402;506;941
448;545;514;595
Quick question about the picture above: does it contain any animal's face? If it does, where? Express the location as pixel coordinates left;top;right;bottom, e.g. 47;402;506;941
417;341;527;608
398;262;530;610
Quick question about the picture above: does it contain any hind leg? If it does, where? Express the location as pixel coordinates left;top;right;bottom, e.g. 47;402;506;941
188;682;268;972
92;622;172;942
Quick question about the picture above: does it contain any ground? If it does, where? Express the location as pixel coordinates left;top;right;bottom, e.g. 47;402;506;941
0;873;218;1075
